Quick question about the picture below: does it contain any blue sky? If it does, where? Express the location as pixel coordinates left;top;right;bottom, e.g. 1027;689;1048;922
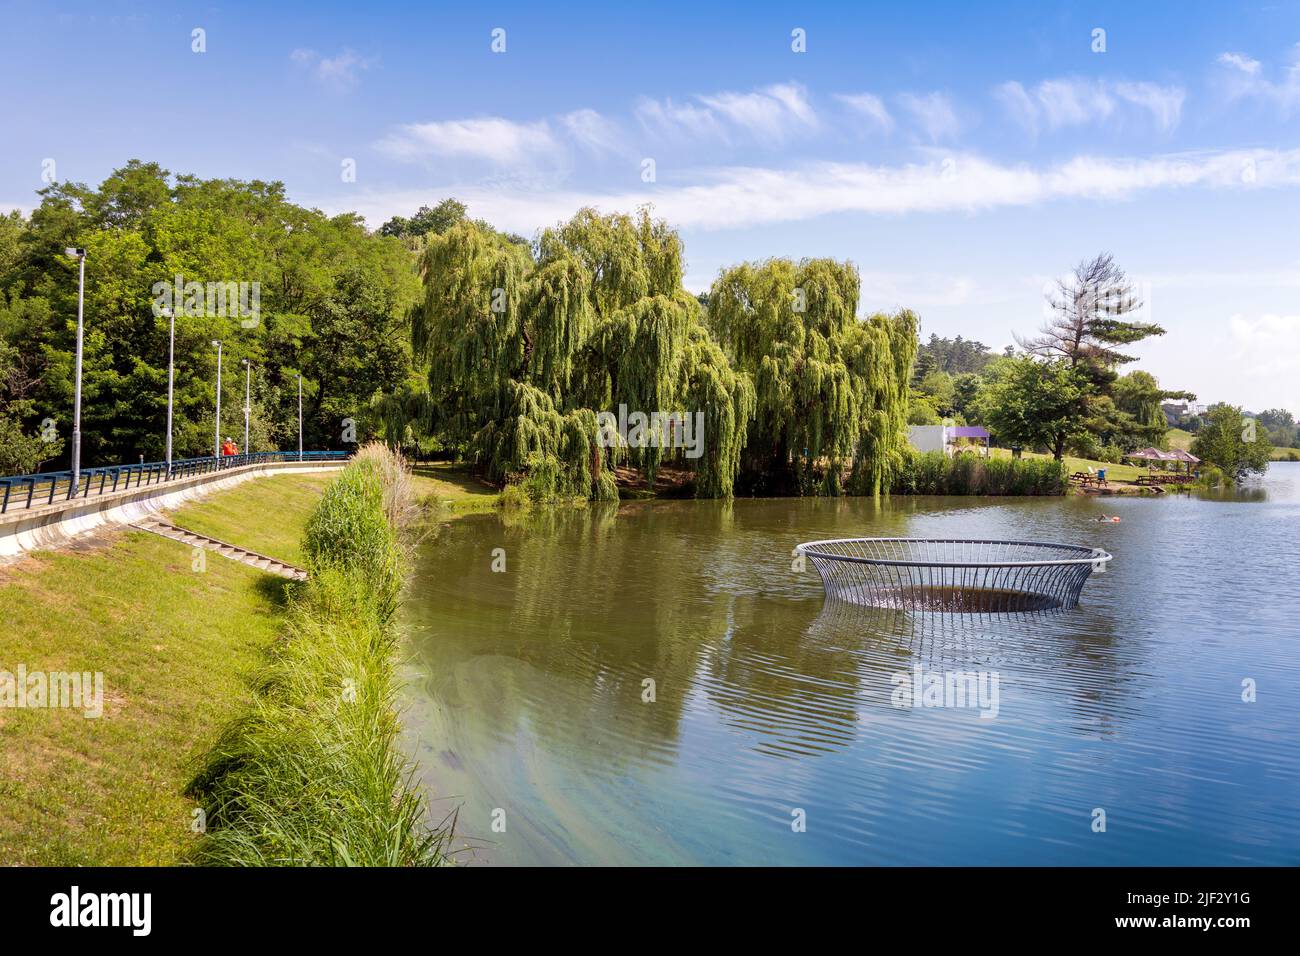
3;0;1300;412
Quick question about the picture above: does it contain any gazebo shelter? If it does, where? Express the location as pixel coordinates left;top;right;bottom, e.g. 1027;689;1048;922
1124;446;1201;480
947;426;990;457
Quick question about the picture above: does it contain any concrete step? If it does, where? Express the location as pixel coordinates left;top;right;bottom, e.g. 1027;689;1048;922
131;517;308;581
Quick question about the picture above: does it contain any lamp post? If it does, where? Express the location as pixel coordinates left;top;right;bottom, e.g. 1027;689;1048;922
162;306;175;475
211;340;222;460
297;373;303;461
64;248;86;496
241;358;251;457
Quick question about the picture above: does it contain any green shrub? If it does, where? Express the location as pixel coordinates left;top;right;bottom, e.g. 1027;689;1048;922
496;482;531;511
1195;464;1227;489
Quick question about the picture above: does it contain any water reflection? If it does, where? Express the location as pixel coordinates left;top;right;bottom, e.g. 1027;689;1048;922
400;463;1300;865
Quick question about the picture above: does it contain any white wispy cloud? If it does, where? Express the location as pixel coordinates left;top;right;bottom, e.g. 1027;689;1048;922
1214;45;1300;115
635;97;725;141
375;117;559;165
696;83;817;141
996;77;1184;133
1112;82;1186;132
834;93;894;134
322;146;1300;234
1217;52;1262;76
897;92;960;141
637;83;816;144
290;48;374;90
559;109;626;156
993;82;1039;133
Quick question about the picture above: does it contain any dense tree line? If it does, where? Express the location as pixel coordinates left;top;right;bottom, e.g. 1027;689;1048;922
6;165;1276;492
0;167;919;497
0;161;419;475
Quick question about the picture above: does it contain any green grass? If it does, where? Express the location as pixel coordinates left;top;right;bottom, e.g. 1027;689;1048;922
411;462;500;515
187;446;446;866
0;537;287;864
170;471;337;567
0;472;333;865
987;446;1150;482
986;446;1190;483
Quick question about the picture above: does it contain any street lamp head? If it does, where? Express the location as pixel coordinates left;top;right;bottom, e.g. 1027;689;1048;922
211;340;221;348
64;247;86;258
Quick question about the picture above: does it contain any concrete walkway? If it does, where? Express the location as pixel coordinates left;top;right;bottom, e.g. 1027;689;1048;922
0;459;343;559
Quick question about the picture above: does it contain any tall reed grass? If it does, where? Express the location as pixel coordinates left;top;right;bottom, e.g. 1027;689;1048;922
187;443;447;865
894;451;1068;495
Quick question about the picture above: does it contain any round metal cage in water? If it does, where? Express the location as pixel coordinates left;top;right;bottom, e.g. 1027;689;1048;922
796;538;1111;613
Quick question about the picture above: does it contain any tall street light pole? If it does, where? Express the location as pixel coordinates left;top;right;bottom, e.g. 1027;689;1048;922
211;340;222;460
297;373;303;461
242;358;251;456
163;306;175;475
64;248;86;496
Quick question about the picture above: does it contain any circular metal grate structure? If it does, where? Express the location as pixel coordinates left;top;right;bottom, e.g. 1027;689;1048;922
796;538;1111;613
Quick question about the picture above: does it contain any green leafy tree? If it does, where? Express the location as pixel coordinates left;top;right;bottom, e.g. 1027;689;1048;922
916;333;993;375
1191;404;1273;482
378;199;467;241
0;335;63;474
950;372;982;422
1111;369;1194;448
1255;408;1297;448
975;355;1089;452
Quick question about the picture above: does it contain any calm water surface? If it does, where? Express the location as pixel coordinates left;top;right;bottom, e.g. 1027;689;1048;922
399;463;1300;865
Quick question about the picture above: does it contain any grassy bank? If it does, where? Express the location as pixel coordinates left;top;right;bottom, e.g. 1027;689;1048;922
0;472;331;864
171;471;337;567
187;444;446;865
411;462;499;514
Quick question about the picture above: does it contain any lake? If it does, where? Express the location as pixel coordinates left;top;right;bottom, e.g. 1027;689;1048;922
399;462;1300;865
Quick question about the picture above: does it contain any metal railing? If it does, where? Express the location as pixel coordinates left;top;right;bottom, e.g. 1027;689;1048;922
796;537;1112;613
0;450;349;515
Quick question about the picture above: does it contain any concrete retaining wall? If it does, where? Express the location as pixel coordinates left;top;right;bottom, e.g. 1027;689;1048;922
0;460;345;559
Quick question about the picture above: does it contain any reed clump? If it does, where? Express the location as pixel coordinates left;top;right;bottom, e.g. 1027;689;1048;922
187;442;447;866
894;451;1067;495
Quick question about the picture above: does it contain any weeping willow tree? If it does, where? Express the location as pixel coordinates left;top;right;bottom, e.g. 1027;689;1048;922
707;258;917;495
845;309;919;495
404;208;913;498
409;208;751;498
678;323;757;498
